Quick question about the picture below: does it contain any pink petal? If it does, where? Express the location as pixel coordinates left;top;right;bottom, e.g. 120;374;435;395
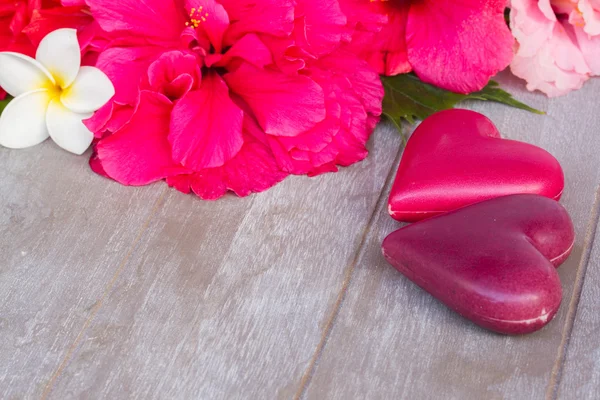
95;91;187;185
377;4;411;76
185;0;230;53
86;0;185;41
407;0;514;93
510;0;555;58
167;116;288;200
217;33;273;69
293;0;347;56
371;1;412;76
169;72;244;169
22;6;95;49
339;0;410;76
314;50;384;117
256;35;307;74
85;100;113;138
106;104;135;134
267;48;383;176
224;63;326;137
223;131;288;197
510;0;592;97
85;101;135;138
575;24;600;75
579;0;600;36
174;169;229;201
96;46;164;105
220;0;295;45
143;50;202;100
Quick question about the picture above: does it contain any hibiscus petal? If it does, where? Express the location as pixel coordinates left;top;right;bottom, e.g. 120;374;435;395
186;170;229;200
22;5;95;49
223;115;288;196
293;0;347;56
378;3;411;76
0;52;55;97
220;0;295;44
186;0;230;53
167;120;288;200
224;63;326;137
144;50;201;100
86;0;186;41
170;72;244;169
36;28;81;88
84;100;114;137
217;33;273;69
95;91;186;185
46;98;94;155
61;66;115;113
407;0;514;93
313;51;384;116
340;0;410;76
0;89;51;149
96;46;162;105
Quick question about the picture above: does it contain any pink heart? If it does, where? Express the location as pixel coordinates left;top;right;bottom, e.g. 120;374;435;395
382;194;575;335
389;109;564;222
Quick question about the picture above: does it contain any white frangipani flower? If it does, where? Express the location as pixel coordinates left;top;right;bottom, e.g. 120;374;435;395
0;28;114;155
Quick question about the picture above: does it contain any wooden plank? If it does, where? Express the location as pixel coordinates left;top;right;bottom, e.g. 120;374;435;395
40;126;403;399
0;143;165;398
301;74;600;399
555;191;600;399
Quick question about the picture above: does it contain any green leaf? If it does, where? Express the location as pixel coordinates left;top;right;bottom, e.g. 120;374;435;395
381;74;544;134
468;81;544;115
0;96;12;116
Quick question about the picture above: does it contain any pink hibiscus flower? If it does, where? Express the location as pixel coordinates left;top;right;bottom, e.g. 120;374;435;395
342;0;515;94
510;0;600;97
87;0;383;200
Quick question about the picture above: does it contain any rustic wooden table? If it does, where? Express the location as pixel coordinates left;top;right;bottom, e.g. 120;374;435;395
1;72;599;399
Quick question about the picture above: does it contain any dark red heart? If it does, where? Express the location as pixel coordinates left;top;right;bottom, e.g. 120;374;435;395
389;109;564;222
382;194;575;335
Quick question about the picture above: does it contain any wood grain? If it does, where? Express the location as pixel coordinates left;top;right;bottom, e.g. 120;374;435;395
40;126;403;399
555;192;600;399
0;143;165;399
302;74;600;400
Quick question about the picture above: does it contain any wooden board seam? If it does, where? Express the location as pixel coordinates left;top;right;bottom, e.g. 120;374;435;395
546;186;600;400
293;147;404;400
38;187;170;400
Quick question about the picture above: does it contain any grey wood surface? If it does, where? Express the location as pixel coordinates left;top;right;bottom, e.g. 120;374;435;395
1;72;599;399
558;201;600;400
0;145;165;399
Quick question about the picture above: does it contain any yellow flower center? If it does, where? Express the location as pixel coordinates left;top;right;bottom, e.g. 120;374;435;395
46;83;64;100
185;7;210;29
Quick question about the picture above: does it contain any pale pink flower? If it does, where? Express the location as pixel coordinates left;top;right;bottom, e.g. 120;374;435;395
510;0;600;96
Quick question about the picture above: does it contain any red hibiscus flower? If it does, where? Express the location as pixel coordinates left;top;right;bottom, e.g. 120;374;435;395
343;0;515;93
87;0;384;200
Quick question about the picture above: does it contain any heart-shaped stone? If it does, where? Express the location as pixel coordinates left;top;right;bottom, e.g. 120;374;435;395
389;109;564;222
382;194;575;335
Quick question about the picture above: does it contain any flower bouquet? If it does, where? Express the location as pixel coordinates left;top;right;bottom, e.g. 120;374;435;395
1;0;597;200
